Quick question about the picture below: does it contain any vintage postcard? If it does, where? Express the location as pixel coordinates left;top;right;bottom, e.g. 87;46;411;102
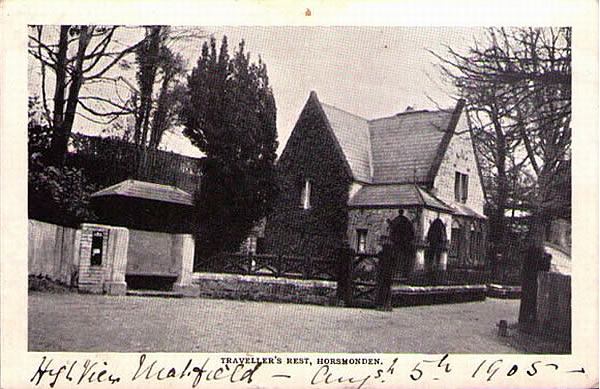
1;0;598;388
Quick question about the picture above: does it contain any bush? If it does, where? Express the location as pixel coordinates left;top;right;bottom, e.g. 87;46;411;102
28;151;98;227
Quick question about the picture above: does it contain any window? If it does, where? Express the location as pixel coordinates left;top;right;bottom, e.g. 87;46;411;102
454;172;469;203
90;231;104;266
301;179;311;209
450;227;461;259
357;229;368;254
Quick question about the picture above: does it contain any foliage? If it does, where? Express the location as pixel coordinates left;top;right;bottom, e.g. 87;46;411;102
435;27;571;249
28;97;97;226
29;146;98;227
262;94;352;260
181;36;279;256
132;26;189;149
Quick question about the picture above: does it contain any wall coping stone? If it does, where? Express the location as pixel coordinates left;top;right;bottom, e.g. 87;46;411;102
192;272;336;288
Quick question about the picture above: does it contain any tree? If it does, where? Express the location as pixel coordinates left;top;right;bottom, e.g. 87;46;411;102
28;96;98;226
29;25;148;165
131;26;188;149
435;27;571;251
181;36;279;256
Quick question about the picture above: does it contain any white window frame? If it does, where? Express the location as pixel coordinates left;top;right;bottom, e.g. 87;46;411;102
454;172;469;203
301;179;311;209
357;229;368;254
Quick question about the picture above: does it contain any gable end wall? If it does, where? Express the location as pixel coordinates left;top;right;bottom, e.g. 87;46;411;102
433;114;485;215
263;97;352;259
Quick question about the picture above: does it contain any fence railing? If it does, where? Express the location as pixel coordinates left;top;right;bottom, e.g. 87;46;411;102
68;134;204;194
196;252;340;281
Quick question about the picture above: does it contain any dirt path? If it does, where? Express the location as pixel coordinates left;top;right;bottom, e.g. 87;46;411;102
29;293;525;353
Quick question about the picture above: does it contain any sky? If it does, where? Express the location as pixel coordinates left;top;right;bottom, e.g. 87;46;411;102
29;26;485;157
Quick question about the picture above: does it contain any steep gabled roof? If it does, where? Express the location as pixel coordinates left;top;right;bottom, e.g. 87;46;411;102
320;103;372;183
287;92;465;185
368;109;456;184
91;179;194;206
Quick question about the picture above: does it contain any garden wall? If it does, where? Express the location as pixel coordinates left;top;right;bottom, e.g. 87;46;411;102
28;219;80;285
192;272;338;306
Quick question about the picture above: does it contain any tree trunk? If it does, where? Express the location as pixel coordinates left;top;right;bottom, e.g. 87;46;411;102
48;26;70;165
491;112;509;258
54;26;90;166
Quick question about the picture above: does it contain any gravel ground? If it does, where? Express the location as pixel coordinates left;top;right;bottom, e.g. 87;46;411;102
29;293;546;353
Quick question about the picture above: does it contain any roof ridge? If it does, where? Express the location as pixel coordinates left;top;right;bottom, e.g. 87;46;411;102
320;101;369;122
367;108;452;124
413;184;426;206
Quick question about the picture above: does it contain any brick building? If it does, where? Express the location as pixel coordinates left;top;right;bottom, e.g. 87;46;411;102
263;91;487;275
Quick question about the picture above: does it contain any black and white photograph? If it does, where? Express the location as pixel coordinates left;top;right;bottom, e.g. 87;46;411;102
1;1;598;388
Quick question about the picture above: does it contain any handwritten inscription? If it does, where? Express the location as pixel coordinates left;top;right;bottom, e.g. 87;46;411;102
30;356;121;387
29;354;587;388
132;354;261;387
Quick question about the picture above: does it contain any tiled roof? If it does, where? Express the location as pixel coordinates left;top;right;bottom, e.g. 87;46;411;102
368;110;453;183
445;201;486;219
320;103;372;183
304;92;462;185
91;179;194;206
348;184;453;212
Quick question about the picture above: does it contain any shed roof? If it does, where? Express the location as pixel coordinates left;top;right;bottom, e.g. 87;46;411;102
348;184;453;212
91;179;194;206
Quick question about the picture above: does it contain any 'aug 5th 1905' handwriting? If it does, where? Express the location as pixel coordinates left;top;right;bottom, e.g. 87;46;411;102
30;354;587;388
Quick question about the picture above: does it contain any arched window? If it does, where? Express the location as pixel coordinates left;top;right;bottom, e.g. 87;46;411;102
450;219;462;259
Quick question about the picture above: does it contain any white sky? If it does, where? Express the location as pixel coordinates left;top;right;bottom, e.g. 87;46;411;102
29;26;484;157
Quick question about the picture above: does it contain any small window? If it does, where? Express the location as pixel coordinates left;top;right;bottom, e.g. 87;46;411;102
91;231;104;266
462;174;469;203
357;229;368;254
301;179;311;209
454;172;469;203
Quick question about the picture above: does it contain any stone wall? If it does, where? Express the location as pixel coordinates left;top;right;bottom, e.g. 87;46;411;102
192;272;338;306
347;208;420;254
536;271;571;341
433;115;486;216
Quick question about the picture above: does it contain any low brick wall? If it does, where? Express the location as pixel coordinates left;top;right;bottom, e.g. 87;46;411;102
191;273;338;306
536;272;571;340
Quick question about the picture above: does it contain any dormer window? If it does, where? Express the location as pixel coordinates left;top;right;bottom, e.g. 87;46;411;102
301;179;311;209
454;172;469;203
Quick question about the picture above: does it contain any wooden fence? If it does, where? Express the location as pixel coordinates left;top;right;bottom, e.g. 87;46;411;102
196;252;340;281
68;134;203;194
28;219;80;286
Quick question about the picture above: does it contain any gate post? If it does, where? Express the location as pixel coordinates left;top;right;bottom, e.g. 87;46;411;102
173;234;199;296
77;223;129;295
519;245;551;331
336;247;354;306
376;244;396;311
104;226;129;295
